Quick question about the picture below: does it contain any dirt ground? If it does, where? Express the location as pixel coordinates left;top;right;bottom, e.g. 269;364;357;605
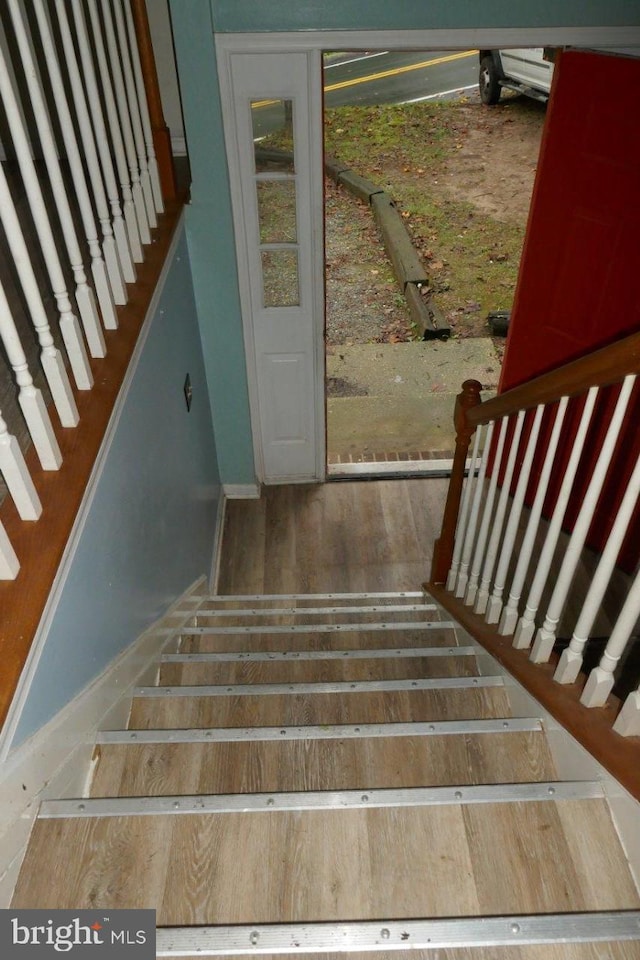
325;94;545;349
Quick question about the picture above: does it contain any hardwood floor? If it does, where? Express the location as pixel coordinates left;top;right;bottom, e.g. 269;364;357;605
217;479;448;594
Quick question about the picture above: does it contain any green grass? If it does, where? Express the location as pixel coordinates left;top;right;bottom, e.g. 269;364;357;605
324;103;524;326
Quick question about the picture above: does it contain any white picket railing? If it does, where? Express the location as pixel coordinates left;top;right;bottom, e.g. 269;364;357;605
0;0;166;580
436;359;640;737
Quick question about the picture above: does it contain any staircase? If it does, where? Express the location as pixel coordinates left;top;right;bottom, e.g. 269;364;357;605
11;592;640;955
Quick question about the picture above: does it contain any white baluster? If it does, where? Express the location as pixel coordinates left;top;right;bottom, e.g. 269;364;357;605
112;0;156;225
555;448;640;684
0;163;80;425
0;520;19;580
474;410;525;616
7;0;104;363
0;410;42;520
86;0;143;262
0;278;61;470
446;427;482;592
100;0;151;244
122;0;164;212
70;0;135;284
32;0;117;331
499;397;569;636
530;375;636;664
513;387;599;650
465;417;506;607
53;0;127;306
581;564;640;709
486;404;545;624
0;48;89;409
613;682;640;737
455;424;487;598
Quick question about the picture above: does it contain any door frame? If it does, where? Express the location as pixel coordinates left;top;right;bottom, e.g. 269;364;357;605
216;41;326;483
215;27;640;484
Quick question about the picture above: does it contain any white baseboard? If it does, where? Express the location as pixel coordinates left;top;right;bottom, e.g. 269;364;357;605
171;135;187;157
223;483;261;499
0;575;205;908
209;495;227;593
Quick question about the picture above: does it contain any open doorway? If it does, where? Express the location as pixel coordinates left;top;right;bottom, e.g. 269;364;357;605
322;49;546;477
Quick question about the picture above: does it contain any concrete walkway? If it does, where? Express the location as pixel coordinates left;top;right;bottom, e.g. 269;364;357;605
326;338;500;465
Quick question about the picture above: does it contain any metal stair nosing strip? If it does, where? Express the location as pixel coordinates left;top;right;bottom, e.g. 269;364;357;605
192;604;437;617
134;676;504;698
188;592;427;603
154;912;640;956
39;781;603;818
97;717;544;744
178;621;456;636
161;646;476;663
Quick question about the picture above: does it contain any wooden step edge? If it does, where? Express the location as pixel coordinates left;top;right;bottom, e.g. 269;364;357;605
178;622;456;636
187;592;426;604
161;646;476;664
39;780;603;819
96;717;544;744
192;603;436;619
134;676;504;699
156;911;640;955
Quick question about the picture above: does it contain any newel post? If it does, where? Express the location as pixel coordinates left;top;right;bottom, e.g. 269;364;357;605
429;379;482;584
130;0;177;200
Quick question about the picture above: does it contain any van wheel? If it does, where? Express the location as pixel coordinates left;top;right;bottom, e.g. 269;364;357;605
479;56;501;105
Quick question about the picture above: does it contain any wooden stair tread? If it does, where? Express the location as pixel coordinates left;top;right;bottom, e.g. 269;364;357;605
160;947;640;960
180;629;458;652
158;656;479;685
12;801;639;921
192;611;439;627
128;687;513;728
90;730;556;796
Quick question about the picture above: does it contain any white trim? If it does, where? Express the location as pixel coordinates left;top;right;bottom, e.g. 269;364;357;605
0;212;188;764
216;46;326;484
0;575;204;909
171;135;187;156
222;483;261;499
217;29;640;54
209;493;227;593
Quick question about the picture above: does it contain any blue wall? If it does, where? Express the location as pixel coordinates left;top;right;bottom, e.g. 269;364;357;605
11;223;221;747
170;1;256;487
209;0;640;31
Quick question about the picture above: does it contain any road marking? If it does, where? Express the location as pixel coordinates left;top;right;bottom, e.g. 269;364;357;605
324;50;477;94
253;50;477;109
325;51;390;69
402;83;478;104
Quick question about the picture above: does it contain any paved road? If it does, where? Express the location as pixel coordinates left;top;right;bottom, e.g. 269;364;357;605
252;51;479;140
324;50;478;107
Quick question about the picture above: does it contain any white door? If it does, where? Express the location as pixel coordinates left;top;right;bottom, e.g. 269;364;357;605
221;50;325;483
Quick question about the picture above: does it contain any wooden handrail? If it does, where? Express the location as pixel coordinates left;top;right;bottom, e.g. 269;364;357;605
430;330;640;584
130;0;177;201
430;379;482;584
469;330;640;426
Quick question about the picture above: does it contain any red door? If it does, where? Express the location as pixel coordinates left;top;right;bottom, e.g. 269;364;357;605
499;49;640;568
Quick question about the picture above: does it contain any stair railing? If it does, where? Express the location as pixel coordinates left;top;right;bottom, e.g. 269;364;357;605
0;0;176;581
428;331;640;792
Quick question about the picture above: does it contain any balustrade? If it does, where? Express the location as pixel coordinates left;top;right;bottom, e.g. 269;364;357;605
0;0;176;579
430;334;640;741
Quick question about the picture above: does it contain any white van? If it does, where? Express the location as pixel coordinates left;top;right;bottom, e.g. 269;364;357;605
478;48;554;104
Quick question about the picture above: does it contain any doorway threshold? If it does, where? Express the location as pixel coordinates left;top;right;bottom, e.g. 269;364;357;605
328;458;454;479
